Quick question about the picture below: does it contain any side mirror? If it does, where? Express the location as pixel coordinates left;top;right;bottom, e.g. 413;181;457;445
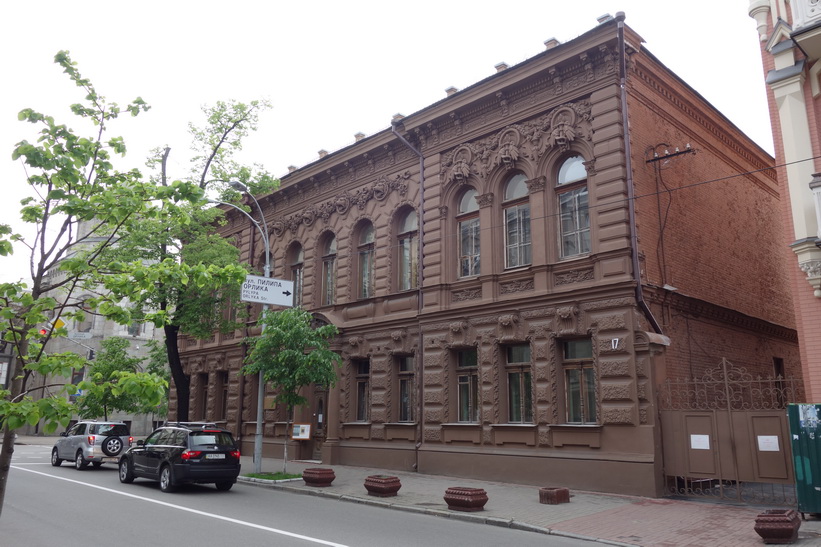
60;432;67;437
136;439;145;447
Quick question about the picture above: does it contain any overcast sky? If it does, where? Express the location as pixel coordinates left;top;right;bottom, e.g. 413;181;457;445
1;1;769;283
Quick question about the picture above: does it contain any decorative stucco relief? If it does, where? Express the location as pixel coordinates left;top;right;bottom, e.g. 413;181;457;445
440;100;593;187
271;171;410;237
452;288;482;302
555;269;595;285
639;407;648;425
601;384;632;401
556;305;579;335
599;358;631;378
590;313;628;331
424;426;442;441
602;408;635;425
500;279;534;295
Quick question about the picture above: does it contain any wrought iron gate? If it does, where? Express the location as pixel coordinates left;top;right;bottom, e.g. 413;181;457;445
658;358;804;505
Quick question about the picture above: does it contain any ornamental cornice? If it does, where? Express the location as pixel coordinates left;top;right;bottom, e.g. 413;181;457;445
271;172;410;237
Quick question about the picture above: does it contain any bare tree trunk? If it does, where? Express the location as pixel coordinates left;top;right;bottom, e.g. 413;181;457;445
164;324;190;421
0;424;17;519
284;413;290;475
0;344;26;518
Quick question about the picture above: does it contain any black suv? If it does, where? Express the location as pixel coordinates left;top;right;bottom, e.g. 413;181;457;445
118;423;241;492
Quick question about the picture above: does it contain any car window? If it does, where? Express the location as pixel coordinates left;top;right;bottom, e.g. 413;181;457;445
189;431;235;448
172;430;187;446
98;424;129;436
155;429;176;445
144;430;164;446
70;423;86;436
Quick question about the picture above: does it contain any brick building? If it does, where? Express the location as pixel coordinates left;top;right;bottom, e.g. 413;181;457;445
176;14;798;497
749;0;821;402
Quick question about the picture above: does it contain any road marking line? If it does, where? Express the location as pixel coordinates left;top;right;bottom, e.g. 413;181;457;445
12;466;349;547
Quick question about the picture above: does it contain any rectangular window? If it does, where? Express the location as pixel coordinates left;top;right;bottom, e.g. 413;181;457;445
355;360;370;422
459;218;481;277
506;344;532;423
397;356;414;422
562;339;596;423
292;264;303;307
559;188;590;257
399;234;418;290
359;247;374;299
322;257;336;306
196;372;209;421
218;372;229;421
456;348;479;422
504;204;532;268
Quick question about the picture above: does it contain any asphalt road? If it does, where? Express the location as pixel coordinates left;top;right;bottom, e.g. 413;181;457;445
2;444;591;546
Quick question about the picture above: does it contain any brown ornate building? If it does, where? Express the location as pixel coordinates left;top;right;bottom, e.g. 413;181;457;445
176;14;798;497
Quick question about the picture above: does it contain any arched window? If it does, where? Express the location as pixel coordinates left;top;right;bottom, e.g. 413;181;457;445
76;300;93;333
321;234;337;306
503;173;531;268
557;155;590;257
357;222;375;299
397;209;418;291
457;189;480;278
288;243;304;307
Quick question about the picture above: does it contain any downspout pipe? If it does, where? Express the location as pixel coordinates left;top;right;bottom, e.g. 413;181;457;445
391;122;425;471
617;12;663;335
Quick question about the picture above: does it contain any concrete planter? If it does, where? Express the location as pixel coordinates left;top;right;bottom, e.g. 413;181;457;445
302;467;335;487
443;486;488;512
754;509;801;544
364;475;402;497
539;486;570;505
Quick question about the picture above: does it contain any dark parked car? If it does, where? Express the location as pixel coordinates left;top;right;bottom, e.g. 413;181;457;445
118;423;241;492
52;421;132;469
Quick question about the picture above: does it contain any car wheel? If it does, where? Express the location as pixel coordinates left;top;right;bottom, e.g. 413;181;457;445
119;459;134;483
51;448;62;467
101;436;123;457
159;465;176;493
215;481;234;491
75;451;88;470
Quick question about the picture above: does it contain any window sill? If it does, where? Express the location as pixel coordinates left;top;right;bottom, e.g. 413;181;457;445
549;423;602;448
384;422;416;427
342;422;372;426
502;266;531;274
558;253;591;262
441;422;481;444
490;423;537;428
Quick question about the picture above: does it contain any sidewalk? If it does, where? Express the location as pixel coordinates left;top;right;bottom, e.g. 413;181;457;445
15;435;821;546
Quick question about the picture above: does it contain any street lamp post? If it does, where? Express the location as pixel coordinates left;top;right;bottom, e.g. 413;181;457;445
209;181;270;474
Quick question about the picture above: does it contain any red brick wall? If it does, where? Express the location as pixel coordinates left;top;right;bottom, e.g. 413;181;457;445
627;53;794;330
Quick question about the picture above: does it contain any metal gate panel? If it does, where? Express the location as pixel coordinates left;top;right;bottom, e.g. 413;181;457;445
683;413;718;475
658;359;802;504
748;413;792;481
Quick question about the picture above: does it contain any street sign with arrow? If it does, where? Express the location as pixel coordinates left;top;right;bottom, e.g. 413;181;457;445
240;275;294;307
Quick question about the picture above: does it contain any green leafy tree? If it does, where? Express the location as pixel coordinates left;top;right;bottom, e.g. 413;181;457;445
74;337;146;420
242;308;341;473
105;98;277;422
0;52;245;518
141;339;170;419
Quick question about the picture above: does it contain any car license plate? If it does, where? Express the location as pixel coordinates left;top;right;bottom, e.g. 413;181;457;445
205;453;225;459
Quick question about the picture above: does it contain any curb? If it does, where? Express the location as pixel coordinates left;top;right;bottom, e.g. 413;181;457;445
235;476;622;546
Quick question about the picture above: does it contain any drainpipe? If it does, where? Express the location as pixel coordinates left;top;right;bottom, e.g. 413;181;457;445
391;121;425;471
617;12;663;335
